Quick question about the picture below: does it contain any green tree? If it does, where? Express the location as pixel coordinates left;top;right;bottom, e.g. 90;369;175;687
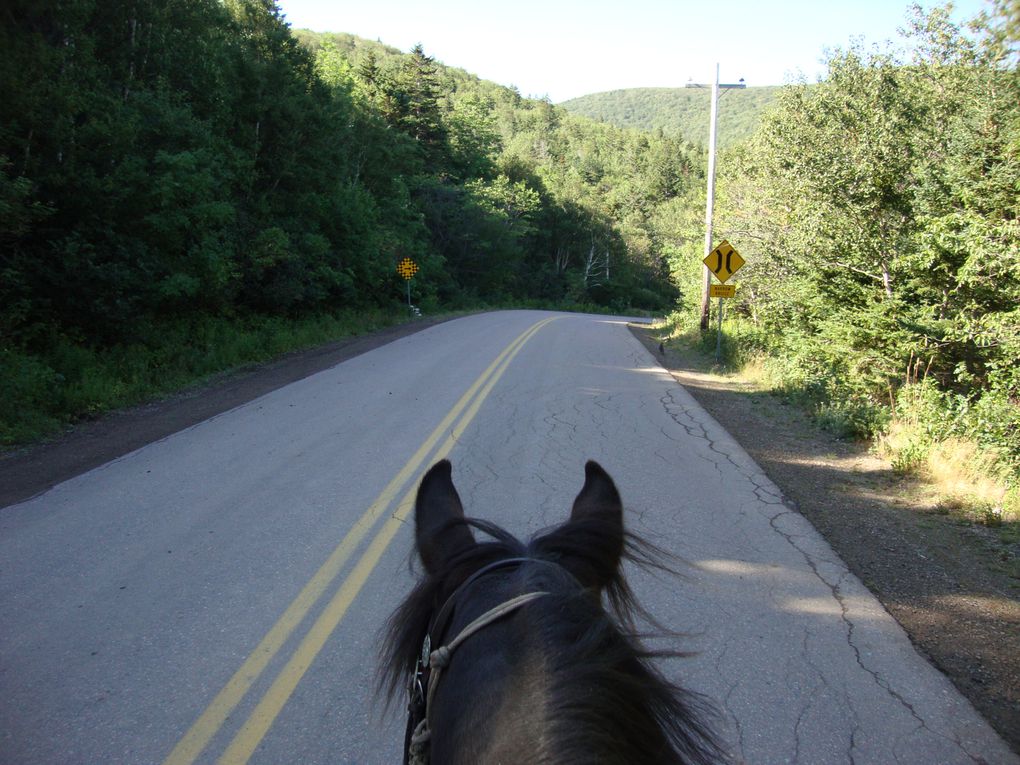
391;44;448;169
697;1;1018;472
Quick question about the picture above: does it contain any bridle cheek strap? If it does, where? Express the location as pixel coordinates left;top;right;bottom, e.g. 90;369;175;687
408;590;549;764
425;590;549;713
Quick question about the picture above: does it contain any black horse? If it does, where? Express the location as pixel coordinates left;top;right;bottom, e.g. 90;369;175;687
380;460;727;764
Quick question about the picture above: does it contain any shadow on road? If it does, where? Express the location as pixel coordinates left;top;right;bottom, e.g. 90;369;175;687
628;323;1020;754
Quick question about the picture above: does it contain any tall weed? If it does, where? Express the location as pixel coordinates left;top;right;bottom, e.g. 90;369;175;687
879;379;1018;522
661;308;1017;519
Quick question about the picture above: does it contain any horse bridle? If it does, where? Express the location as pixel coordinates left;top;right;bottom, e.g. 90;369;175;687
404;557;558;765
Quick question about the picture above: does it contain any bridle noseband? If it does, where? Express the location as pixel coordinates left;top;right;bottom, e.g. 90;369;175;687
404;557;561;765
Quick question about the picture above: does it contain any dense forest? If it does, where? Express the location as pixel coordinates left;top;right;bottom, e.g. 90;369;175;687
0;0;703;443
561;86;781;149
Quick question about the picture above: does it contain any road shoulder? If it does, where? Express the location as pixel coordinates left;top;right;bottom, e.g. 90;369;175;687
629;323;1020;755
0;315;460;509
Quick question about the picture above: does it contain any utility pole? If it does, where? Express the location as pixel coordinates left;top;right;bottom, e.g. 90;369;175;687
686;65;745;330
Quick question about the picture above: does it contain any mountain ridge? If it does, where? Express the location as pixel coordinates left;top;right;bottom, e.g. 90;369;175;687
560;86;784;148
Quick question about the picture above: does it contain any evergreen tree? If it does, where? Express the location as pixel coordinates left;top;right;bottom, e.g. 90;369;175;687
392;44;448;168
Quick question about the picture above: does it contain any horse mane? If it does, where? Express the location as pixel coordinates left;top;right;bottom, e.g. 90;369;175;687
378;516;726;764
526;585;723;764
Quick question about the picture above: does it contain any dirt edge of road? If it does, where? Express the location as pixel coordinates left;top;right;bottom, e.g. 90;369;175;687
628;323;1020;755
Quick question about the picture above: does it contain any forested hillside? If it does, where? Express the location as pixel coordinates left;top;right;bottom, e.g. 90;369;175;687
2;0;1017;517
561;87;781;148
0;0;702;444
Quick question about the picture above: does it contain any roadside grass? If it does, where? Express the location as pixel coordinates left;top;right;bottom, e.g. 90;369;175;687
0;308;410;450
655;318;1020;555
878;423;1019;526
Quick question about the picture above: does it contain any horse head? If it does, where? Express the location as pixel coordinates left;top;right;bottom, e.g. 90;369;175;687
381;460;726;764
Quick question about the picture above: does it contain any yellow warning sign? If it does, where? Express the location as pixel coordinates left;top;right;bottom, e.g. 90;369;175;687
710;284;736;298
396;258;419;280
703;240;744;283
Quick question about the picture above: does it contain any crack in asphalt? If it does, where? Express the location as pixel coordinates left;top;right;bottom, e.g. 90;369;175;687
660;389;754;481
709;637;747;763
768;508;991;763
655;380;1001;764
789;626;825;765
770;507;930;743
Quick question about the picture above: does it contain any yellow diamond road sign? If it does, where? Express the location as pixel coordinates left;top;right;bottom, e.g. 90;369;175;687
397;258;419;280
703;240;744;283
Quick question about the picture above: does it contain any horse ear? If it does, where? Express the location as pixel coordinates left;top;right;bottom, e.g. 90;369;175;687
415;460;476;574
571;460;624;528
535;461;624;591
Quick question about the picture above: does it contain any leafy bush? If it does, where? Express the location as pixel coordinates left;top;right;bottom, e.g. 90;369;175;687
0;349;65;445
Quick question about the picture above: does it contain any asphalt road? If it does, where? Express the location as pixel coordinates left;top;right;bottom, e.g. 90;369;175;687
1;310;1016;764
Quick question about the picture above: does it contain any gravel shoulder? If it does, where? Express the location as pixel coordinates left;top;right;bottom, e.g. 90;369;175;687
629;323;1020;755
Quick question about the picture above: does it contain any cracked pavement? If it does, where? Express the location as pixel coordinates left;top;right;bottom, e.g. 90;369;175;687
0;311;1015;764
450;313;1016;764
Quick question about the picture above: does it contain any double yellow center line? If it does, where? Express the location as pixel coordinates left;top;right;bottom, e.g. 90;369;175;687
164;315;557;765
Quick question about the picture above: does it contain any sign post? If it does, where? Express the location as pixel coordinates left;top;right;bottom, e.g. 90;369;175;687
686;66;746;330
396;257;419;314
702;240;744;362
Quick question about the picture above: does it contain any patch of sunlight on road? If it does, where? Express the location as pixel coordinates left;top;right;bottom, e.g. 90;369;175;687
699;559;784;577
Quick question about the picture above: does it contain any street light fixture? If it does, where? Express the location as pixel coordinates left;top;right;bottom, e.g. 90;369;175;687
686;65;745;331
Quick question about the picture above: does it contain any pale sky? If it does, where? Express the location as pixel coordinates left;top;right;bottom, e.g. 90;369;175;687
275;0;991;103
